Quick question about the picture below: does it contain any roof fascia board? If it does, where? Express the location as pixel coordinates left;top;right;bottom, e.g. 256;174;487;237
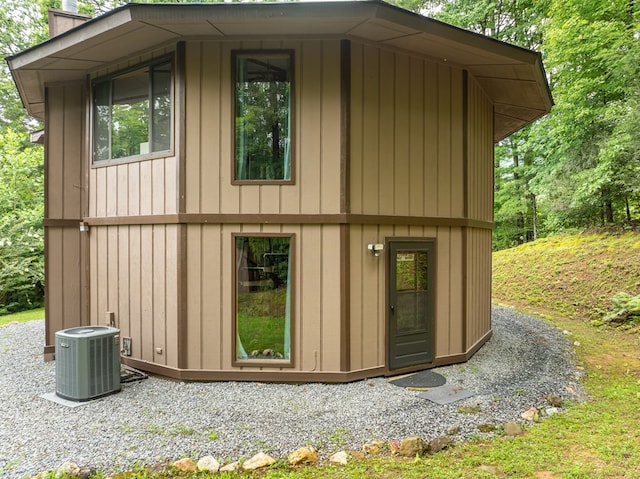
7;6;133;70
371;2;540;66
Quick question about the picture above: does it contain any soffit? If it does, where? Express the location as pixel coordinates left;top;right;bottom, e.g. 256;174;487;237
7;0;552;140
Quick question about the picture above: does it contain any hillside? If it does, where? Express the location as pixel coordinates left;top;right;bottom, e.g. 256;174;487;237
493;230;640;324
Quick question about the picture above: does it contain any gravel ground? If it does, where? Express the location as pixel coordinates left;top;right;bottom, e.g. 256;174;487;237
0;306;585;478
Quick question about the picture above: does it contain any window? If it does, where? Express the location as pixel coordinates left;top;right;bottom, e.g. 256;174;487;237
93;59;172;162
234;235;292;363
234;51;293;182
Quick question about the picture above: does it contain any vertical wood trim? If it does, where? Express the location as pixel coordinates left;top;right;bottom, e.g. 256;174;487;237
177;224;188;368
340;39;351;214
340;224;350;371
175;41;188;369
176;42;186;214
461;227;468;354
462;71;469;219
43;87;51;348
461;72;469;353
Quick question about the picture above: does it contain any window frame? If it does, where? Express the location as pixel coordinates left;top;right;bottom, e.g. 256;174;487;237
232;233;295;368
231;49;295;185
91;54;175;167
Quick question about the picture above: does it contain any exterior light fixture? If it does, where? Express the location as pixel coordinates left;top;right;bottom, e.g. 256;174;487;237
368;243;384;257
79;222;90;232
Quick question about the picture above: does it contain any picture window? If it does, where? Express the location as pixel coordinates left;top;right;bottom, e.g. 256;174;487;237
234;51;293;182
235;235;292;363
93;59;172;162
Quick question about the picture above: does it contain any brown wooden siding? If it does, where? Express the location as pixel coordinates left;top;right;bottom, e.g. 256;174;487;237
89;158;178;217
348;225;466;371
467;75;494;222
184;224;343;372
182;40;342;216
465;228;492;349
89;225;180;367
44;83;86;348
349;42;465;218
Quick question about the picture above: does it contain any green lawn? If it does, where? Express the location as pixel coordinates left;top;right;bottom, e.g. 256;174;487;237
0;307;44;326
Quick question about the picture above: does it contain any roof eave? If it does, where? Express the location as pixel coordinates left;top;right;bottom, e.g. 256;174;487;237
7;1;552;135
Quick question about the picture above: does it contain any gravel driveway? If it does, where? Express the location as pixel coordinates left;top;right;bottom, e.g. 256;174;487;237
0;306;584;478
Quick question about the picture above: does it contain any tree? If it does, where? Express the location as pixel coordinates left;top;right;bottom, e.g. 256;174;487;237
535;0;640;228
0;130;44;313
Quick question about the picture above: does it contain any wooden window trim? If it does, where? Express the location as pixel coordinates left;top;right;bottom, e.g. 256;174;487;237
231;49;296;185
91;53;176;167
232;232;296;368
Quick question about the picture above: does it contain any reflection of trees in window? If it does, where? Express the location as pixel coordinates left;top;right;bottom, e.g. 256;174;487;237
235;52;292;181
395;251;429;334
93;60;172;162
235;236;292;361
396;252;429;292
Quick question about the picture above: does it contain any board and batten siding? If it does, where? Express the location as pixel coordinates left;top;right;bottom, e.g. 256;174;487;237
349;42;465;218
44;83;87;352
183;39;342;216
180;39;347;373
184;223;343;373
464;75;494;350
348;224;465;370
89;224;180;367
347;45;494;370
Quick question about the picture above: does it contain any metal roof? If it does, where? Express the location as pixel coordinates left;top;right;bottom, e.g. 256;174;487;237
7;0;552;141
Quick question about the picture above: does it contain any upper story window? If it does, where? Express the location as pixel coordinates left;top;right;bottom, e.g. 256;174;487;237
233;51;293;182
93;59;172;163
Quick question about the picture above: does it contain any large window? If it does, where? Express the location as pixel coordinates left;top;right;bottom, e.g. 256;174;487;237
93;59;172;162
234;51;292;182
234;235;292;364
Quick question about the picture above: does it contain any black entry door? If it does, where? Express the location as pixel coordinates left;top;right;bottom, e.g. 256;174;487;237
388;241;435;370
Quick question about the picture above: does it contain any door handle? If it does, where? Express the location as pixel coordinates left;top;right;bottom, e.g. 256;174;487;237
390;304;395;313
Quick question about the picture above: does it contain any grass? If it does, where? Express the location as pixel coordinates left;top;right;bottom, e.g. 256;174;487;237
12;231;640;478
238;288;287;356
0;307;44;326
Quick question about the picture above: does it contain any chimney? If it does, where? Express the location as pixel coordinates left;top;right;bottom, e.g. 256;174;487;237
48;2;90;38
62;0;77;13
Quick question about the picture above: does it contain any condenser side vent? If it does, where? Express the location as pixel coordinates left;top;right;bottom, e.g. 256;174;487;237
55;326;121;401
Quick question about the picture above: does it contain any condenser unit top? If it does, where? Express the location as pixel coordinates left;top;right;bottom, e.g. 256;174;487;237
56;326;119;339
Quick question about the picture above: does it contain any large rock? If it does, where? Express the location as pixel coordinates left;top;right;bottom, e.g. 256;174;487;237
362;441;385;455
172;458;197;472
521;407;540;422
197;455;220;472
399;436;427;457
329;451;348;465
242;452;276;470
428;436;451;454
288;446;318;465
56;462;81;478
220;461;240;472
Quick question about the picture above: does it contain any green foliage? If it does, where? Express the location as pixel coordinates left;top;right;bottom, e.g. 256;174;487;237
493;230;640;326
0;130;44;314
603;292;640;325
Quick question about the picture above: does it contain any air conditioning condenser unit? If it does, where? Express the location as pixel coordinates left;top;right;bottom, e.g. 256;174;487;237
55;326;121;401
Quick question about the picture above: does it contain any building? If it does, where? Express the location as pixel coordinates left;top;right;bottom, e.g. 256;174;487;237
7;1;552;382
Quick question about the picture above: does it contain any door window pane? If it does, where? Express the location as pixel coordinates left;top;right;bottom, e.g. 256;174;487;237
234;52;292;181
235;236;292;361
395;251;430;334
